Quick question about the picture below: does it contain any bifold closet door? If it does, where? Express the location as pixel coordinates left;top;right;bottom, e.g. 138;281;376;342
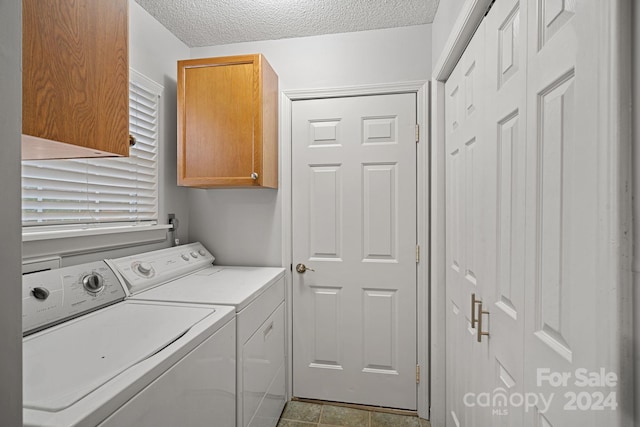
482;0;530;425
444;2;528;422
444;0;627;426
445;19;492;427
522;0;627;426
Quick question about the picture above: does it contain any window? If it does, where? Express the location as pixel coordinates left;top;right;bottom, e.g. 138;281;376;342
21;70;162;230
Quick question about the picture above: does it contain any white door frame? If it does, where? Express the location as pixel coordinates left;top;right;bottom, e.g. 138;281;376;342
429;1;633;426
281;81;430;418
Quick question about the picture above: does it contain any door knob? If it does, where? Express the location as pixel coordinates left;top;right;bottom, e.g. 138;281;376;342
296;263;315;273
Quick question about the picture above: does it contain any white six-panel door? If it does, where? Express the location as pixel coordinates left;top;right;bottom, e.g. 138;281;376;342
522;0;622;425
444;0;627;425
291;93;418;410
484;0;529;425
445;20;490;427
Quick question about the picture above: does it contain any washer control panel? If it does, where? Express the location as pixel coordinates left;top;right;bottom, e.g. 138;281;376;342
107;242;214;296
22;261;125;335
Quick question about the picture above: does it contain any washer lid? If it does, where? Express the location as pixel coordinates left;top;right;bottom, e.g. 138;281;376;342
23;301;215;412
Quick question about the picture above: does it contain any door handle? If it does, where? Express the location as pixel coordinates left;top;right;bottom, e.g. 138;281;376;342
476;301;490;343
471;293;481;329
296;263;315;273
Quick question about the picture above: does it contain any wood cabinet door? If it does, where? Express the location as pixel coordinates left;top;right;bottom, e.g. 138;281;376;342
179;58;257;186
22;0;129;159
177;54;278;188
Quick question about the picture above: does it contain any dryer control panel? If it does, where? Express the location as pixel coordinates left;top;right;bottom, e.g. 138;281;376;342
107;242;215;296
22;261;125;335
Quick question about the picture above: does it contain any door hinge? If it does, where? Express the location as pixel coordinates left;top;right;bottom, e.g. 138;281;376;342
415;124;420;143
416;245;420;263
416;365;420;384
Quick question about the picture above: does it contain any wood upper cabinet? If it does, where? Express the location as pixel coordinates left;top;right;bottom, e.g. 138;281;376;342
22;0;129;160
177;54;278;188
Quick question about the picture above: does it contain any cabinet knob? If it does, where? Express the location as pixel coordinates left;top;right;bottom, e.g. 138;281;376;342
129;134;136;146
251;172;259;180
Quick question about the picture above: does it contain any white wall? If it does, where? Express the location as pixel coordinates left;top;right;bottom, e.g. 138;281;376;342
129;1;191;247
633;0;640;421
188;24;432;266
430;0;467;69
0;0;23;424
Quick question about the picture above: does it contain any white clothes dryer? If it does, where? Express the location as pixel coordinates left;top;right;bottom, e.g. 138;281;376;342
22;260;236;427
108;243;286;427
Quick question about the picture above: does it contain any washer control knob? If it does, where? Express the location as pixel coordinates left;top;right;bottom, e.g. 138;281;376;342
198;249;206;256
181;254;190;261
32;287;50;300
82;273;104;294
136;262;153;276
190;252;198;259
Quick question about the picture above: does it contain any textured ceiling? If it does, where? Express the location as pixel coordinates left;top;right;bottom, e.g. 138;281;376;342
134;0;440;47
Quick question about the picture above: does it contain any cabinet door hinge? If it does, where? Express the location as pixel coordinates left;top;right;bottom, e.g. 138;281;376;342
416;365;421;384
415;124;420;143
416;245;420;263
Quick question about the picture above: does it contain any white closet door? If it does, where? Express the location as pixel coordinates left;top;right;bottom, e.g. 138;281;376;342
523;0;625;425
444;21;490;427
444;0;628;426
483;0;529;425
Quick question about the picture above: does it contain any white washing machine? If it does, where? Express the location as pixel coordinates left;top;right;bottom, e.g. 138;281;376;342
22;260;236;427
108;243;286;427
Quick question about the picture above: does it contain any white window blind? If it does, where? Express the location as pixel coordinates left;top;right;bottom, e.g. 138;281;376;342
22;70;162;228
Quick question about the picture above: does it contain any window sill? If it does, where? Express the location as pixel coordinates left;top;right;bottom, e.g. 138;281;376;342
22;224;173;259
22;223;172;242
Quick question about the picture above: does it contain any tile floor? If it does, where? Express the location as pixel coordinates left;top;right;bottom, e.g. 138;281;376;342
277;400;431;427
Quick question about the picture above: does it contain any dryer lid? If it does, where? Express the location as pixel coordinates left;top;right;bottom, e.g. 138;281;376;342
23;301;215;412
131;266;285;311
